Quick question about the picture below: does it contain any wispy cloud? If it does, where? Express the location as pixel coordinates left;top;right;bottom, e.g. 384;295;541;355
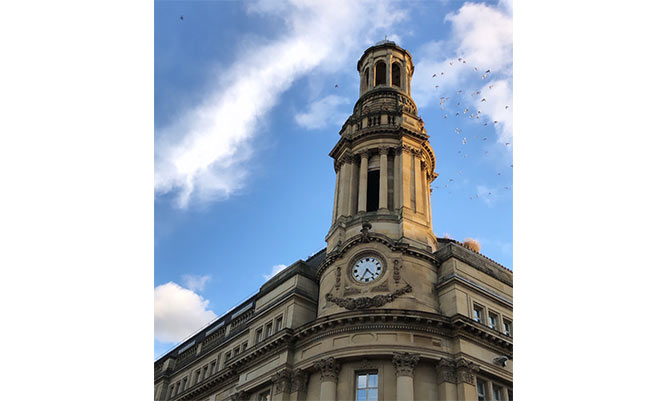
263;264;288;281
295;95;349;130
181;274;211;292
155;0;408;208
154;282;217;343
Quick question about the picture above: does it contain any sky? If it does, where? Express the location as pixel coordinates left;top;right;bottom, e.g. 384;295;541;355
154;0;513;359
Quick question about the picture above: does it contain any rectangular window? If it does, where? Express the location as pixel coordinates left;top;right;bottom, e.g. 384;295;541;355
488;312;498;330
175;382;181;394
275;316;283;332
493;385;502;401
210;360;216;374
356;371;378;401
473;305;483;323
265;322;273;338
503;319;512;336
225;351;231;361
233;346;240;356
242;342;248;352
258;390;271;401
195;369;200;383
169;385;174;397
256;328;263;344
202;366;208;379
476;378;486;401
182;377;187;390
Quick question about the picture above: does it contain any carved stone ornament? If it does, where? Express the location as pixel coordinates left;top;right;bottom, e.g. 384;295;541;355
371;281;389;292
343;286;361;296
455;358;480;385
360;221;372;243
436;358;457;384
378;146;389;155
314;357;340;383
291;369;309;393
335;266;341;290
392;352;420;377
357;149;369;159
342;153;355;164
230;391;249;401
325;284;412;310
393;259;401;284
271;369;292;394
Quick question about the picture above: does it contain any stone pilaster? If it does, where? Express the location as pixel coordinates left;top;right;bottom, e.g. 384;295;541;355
436;358;458;401
393;147;401;211
314;358;340;401
393;352;419;401
289;369;309;401
455;358;480;401
271;369;292;401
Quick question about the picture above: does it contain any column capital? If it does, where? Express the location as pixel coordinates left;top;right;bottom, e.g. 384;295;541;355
291;368;309;393
454;358;480;385
393;146;403;155
341;152;355;164
436;358;457;384
392;352;420;377
271;369;292;394
314;357;340;383
230;391;249;401
357;149;370;159
378;146;390;155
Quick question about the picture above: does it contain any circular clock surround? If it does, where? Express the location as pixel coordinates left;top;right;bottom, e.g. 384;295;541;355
350;253;386;284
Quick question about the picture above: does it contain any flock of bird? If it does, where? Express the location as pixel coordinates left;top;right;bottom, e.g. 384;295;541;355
428;56;512;202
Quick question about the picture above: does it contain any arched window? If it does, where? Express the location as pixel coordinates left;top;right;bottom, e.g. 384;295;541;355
364;67;369;90
392;62;401;88
375;61;386;86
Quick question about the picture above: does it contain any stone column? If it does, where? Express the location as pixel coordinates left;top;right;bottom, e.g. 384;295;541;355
344;153;356;217
314;357;340;401
379;147;389;210
414;153;425;215
289;369;309;401
393;147;401;211
401;145;413;211
502;386;510;401
357;150;368;214
336;159;347;218
393;352;419;401
436;358;457;401
332;164;340;223
271;369;292;401
455;358;480;401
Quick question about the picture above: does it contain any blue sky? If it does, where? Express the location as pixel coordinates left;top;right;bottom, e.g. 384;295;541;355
154;0;513;358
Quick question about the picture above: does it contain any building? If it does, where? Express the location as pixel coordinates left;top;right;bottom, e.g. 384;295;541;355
154;40;513;401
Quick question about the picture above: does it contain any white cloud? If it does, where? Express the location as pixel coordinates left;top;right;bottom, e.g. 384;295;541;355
181;274;211;292
263;264;288;280
155;0;408;208
154;282;217;343
295;95;349;130
412;0;512;147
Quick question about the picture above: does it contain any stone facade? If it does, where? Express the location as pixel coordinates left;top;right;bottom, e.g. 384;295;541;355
155;40;512;401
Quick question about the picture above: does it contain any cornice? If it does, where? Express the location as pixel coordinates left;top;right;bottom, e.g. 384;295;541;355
435;242;513;287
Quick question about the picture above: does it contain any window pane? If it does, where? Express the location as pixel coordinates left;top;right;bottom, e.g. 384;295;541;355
357;389;367;401
368;389;378;401
493;386;501;401
368;373;378;388
358;374;367;388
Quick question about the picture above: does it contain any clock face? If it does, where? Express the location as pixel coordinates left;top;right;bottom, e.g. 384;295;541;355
352;256;383;283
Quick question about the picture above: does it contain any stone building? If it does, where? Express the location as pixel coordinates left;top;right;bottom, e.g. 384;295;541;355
154;40;513;401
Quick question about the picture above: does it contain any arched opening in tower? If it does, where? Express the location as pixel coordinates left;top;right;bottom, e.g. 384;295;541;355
367;170;380;212
364;67;369;90
375;61;386;86
392;62;401;88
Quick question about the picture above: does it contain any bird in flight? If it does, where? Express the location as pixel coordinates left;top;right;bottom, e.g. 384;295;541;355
474;67;478;71
435;85;439;88
455;112;460;116
483;137;488;141
180;15;184;20
432;74;437;78
489;85;494;89
458;57;462;62
505;142;511;146
462;137;467;145
481;98;486;102
485;69;491;74
505;105;509;109
449;61;453;66
444;114;448;118
484;122;488;126
494;120;499;124
335;84;338;88
457;90;463;94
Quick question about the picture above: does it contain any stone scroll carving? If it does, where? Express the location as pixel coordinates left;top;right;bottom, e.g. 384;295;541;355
392;352;420;377
314;357;340;383
271;369;310;394
291;369;309;393
325;284;412;310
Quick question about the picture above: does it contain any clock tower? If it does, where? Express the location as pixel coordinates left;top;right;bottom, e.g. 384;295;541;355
318;40;441;317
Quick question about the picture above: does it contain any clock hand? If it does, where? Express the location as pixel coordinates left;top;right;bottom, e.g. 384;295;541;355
364;268;373;276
